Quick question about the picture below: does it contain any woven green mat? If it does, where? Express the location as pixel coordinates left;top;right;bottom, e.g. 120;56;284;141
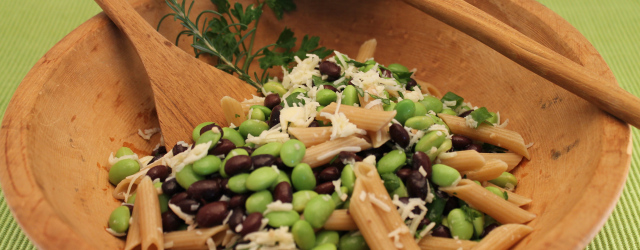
0;0;638;249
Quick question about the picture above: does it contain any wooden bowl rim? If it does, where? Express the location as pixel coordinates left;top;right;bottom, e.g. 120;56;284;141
0;0;631;249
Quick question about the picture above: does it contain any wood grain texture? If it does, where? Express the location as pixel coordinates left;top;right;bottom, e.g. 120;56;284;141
0;0;631;249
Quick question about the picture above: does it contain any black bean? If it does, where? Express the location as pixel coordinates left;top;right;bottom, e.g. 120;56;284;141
228;208;246;233
418;217;432;229
240;212;263;236
480;223;499;238
273;157;287;169
196;201;229;227
218;178;234;197
380;68;393;78
397;197;421;215
172;143;188;155
308;120;320;127
169;192;189;205
229;194;249;209
451;135;472;151
153;146;168;156
162;178;185;197
252;154;276;168
314;182;335;195
318;167;340;183
338;151;362;165
322;85;338;92
319;61;341;81
396;168;412;182
389;123;410;148
200;124;223;137
146;165;171;182
209;139;236;156
435;190;449;199
176;199;201;215
161;211;182;232
188;180;221;203
238;146;254;156
264;94;281;110
273;182;293;203
466;144;483;153
405;78;418;91
224;155;253;176
412;151;432;179
148;154;163;165
269;105;283;128
431;225;452;238
357;144;390;160
443;196;459;216
406;170;427;199
458;110;473;118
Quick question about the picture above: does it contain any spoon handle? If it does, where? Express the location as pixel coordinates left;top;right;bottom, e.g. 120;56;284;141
403;0;640;128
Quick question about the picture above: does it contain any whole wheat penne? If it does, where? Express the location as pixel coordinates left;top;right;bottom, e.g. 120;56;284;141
323;209;358;231
417;236;477;250
485;183;532;206
415;79;442;98
461;159;508;181
288;127;332;147
358;95;392;148
163;225;228;249
302;136;372;168
320;103;397;132
480;153;523;171
137;176;164;250
438;114;530;159
355;39;377;62
125;203;142;250
113;156;168;200
439;179;535;224
473;224;533;250
349;180;398;250
437;150;485;172
221;96;246;127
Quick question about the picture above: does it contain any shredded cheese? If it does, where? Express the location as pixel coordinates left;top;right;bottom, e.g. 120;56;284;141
263;200;293;215
137;127;161;140
368;193;391;212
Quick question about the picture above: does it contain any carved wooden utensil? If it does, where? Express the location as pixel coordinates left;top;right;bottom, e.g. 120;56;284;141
94;0;253;148
403;0;640;128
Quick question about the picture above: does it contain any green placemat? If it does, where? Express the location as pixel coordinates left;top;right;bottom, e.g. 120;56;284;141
0;0;638;249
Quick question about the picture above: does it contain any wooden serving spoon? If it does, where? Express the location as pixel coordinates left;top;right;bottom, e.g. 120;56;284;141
94;0;254;148
402;0;640;128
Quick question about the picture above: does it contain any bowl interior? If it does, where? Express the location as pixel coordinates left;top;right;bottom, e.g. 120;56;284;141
1;0;630;249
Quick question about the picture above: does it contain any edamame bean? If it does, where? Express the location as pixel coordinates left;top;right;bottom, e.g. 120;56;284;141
303;195;336;228
404;116;436;130
383;102;396;111
342;199;351;209
222;127;245;147
239;119;269;138
220;148;249;177
331;186;349;208
447;208;474;240
315;230;340;246
313;243;337;250
341;164;356;194
381;173;408;198
249;108;266;121
263;81;287;96
270;170;292;190
292;163;316;191
489;172;518;189
485;186;507;200
281;139;306;167
245;190;273;214
252;142;283;157
431;164;461;187
251;105;272;117
109;159;140;185
440;108;457;116
126;193;136;204
158;193;169;213
342;85;360;106
387;63;409;72
175;164;205;189
413;101;427;116
419;96;443;113
414;131;446;154
469;208;485;238
196;130;222;150
192;155;221;176
377;150;407;174
292;190;318;212
246;167;278;191
115;147;135;157
394;99;416;125
292;220;316;250
430;139;452;161
228;173;250;194
108;206;131;233
316;89;338;106
338;232;369;250
192;122;214;141
266;210;300;227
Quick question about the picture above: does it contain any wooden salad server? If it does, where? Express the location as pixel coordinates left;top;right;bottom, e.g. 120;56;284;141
403;0;640;128
94;0;254;148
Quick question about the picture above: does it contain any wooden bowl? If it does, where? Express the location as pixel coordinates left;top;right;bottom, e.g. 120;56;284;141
0;0;631;249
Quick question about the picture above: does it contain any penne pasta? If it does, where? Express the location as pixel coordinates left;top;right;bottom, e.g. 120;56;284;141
349;179;398;250
461;159;508;181
137;176;164;250
113;157;167;200
221;96;246;127
438;114;530;159
485;183;532;206
480;153;523;171
473;224;533;250
355;39;377;62
302;136;372;168
288;127;332;147
319;103;397;132
417;236;477;250
439;179;535;224
323;209;358;231
415;79;442;98
163;225;228;249
124;203;142;250
437;150;485;172
358;95;391;148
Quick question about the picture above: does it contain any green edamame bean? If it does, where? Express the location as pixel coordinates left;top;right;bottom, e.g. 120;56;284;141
342;199;351;209
469;209;485;237
431;164;461;187
251;105;272;117
486;111;498;125
220;148;249;177
361;64;375;72
249;108;266;121
447;208;474;240
489;172;518;189
316;230;340;246
377;150;406;174
440;108;457;116
109;159;140;185
270;170;292;190
485;186;507;200
383;102;396;111
419;96;443;113
292;163;316;191
115;147;135;158
331;186;349;208
192;155;221;176
246;167;278;191
317;106;325;113
228;173;250;194
404;116;436;130
313;243;337;250
266;210;300;227
252;142;283;157
239;119;269;138
342;85;360;106
381;173;408;198
429;139;452;161
126;193;136;204
158;193;169;213
341;164;356;194
293;220;316;250
264;81;287;96
175;164;205;189
428;114;447;126
413;101;427;117
192;122;214;141
245;190;273;214
303;195;336;229
387;63;409;73
338;232;369;250
292;88;308;94
281;139;306;167
108;206;131;233
394;99;416;125
317;89;338;106
196;130;221;150
414;131;446;154
441;217;449;227
292;190;318;212
222;127;245;147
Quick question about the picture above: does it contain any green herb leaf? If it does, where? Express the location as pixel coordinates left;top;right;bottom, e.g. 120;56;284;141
380;173;402;194
441;92;464;108
369;94;391;105
266;0;296;20
469;107;492;128
281;92;307;107
345;59;368;67
211;0;230;13
503;191;509;201
354;86;365;97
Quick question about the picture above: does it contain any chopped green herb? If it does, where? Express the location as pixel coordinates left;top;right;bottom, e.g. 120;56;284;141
441;92;464;108
469;107;492;128
368;94;391;105
503;191;509;201
234;114;240;118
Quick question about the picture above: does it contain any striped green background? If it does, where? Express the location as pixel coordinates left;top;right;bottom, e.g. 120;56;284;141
0;0;638;249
